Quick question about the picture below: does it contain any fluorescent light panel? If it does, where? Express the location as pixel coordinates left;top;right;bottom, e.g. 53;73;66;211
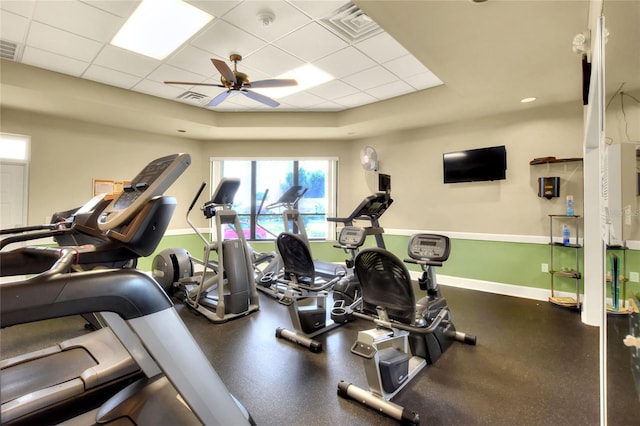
253;64;334;99
111;0;213;60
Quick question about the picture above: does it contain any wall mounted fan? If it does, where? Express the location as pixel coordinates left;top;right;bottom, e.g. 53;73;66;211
164;54;297;108
360;145;378;171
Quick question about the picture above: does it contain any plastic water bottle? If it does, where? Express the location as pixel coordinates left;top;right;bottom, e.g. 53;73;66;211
562;225;570;246
566;195;574;216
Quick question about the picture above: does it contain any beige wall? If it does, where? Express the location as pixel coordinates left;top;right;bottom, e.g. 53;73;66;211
3;100;616;241
351;102;586;237
1;108;206;230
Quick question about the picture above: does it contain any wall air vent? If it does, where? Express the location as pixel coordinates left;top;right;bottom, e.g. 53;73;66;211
321;2;383;43
0;40;19;61
176;91;211;105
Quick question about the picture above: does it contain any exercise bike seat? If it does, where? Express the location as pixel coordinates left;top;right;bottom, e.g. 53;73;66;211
276;232;317;287
354;248;417;325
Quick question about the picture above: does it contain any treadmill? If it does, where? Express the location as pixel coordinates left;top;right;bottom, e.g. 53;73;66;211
0;153;254;425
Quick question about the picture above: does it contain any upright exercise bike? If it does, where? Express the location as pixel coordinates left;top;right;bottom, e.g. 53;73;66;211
153;178;259;323
338;233;477;425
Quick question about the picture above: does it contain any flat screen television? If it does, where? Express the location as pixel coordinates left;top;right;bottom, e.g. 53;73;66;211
443;145;507;183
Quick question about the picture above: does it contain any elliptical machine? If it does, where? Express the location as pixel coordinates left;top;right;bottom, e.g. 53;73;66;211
153;178;259;323
337;233;477;425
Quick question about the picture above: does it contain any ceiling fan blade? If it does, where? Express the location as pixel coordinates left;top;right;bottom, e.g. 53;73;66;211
164;81;224;87
242;89;280;107
248;78;298;89
207;90;233;107
211;58;236;84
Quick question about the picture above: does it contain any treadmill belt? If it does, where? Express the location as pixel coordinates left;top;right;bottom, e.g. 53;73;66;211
1;348;97;404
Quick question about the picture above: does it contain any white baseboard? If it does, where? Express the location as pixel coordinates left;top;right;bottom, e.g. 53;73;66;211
409;271;578;302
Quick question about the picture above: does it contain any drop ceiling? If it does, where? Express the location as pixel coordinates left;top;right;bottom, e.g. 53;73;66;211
0;0;442;112
0;1;638;140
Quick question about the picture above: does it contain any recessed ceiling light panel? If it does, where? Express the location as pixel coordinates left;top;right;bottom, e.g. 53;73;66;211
111;0;213;60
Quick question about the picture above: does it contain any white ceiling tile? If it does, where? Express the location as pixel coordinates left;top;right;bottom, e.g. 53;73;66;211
367;80;415;100
289;1;350;20
33;0;123;42
355;31;408;63
0;0;36;18
82;64;142;89
279;90;325;107
191;19;264;59
333;91;377;108
222;1;311;43
307;79;359;100
342;65;397;91
26;22;102;62
165;45;221;77
21;46;89;76
314;46;376;79
242;45;304;76
383;54;431;79
93;45;160;77
133;78;182;98
306;100;345;111
274;22;348;62
83;0;140;18
405;71;444;90
186;1;242;19
147;64;209;84
0;10;29;43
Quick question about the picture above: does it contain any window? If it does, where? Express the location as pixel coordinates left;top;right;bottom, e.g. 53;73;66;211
211;158;337;241
0;133;30;161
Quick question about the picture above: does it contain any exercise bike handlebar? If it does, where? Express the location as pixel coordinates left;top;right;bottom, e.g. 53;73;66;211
351;307;450;335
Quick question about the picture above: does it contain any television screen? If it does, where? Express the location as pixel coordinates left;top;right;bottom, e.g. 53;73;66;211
443;145;507;183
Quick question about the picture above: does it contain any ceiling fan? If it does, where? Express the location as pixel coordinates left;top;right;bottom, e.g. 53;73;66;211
164;54;298;108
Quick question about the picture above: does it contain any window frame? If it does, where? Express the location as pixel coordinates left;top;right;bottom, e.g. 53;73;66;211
210;157;338;241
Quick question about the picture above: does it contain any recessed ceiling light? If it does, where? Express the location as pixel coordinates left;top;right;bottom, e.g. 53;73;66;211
111;0;213;60
521;97;537;103
252;64;334;99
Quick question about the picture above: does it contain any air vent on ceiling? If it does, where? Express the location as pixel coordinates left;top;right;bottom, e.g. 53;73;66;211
321;2;383;43
176;91;211;105
0;40;19;61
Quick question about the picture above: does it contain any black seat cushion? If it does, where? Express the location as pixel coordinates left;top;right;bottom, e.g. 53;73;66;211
276;233;315;285
354;248;416;325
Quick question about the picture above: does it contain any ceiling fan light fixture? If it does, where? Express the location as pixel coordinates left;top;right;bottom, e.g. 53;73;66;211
111;0;213;60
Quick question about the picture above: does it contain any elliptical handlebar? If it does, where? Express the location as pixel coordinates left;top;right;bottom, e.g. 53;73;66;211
265;186;308;210
188;182;207;214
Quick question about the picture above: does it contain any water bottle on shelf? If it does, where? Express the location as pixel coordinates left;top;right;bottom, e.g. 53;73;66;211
566;195;574;216
562;224;571;246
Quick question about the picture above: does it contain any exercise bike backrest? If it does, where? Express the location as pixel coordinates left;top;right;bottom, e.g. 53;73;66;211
354;248;416;325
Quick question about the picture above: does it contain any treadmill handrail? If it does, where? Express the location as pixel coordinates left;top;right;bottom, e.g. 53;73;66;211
0;246;173;328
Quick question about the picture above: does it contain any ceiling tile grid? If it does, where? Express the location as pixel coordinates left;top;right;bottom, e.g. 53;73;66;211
0;0;441;112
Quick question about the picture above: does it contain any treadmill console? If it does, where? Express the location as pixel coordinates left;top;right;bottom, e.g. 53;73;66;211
408;234;450;262
97;153;191;231
338;226;367;248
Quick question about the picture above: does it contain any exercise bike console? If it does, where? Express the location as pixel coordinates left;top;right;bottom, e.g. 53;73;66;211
98;153;191;231
407;233;451;264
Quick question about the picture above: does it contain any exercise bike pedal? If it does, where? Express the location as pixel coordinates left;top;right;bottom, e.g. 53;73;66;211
279;296;294;306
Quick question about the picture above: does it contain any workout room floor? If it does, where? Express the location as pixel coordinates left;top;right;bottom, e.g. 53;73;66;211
1;286;639;425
